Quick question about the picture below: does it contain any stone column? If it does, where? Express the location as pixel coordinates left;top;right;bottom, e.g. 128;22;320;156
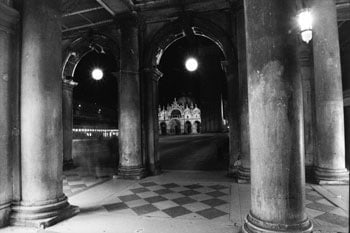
0;3;19;227
117;13;146;179
221;61;240;176
11;0;79;228
62;78;78;170
312;0;349;184
236;5;250;183
299;43;316;178
242;0;312;232
144;68;163;175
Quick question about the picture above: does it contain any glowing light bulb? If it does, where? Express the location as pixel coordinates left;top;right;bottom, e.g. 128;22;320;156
297;9;313;43
91;68;103;80
185;57;198;72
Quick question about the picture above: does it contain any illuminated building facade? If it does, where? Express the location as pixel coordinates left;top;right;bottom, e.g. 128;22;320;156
158;98;201;135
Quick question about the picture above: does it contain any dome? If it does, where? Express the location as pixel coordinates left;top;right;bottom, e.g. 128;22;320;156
177;96;195;107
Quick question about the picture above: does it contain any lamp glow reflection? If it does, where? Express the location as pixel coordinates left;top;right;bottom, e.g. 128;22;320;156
297;9;313;43
91;68;104;80
185;57;198;72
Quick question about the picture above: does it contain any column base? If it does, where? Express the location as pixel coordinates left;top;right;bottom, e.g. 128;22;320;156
63;159;75;171
227;164;238;177
117;165;147;180
242;213;312;233
237;166;250;184
149;162;162;176
314;167;349;184
0;202;11;227
10;196;79;229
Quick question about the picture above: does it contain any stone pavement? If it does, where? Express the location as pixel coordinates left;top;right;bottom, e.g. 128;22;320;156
0;170;348;233
62;167;112;197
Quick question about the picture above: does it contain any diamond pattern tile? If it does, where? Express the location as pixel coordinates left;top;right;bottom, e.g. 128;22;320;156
184;184;203;189
161;183;180;189
106;181;230;220
154;189;174;195
132;204;159;216
118;194;141;202
206;190;226;198
130;187;149;194
144;196;168;203
172;197;196;205
179;190;200;196
163;206;192;218
201;198;227;207
196;208;227;219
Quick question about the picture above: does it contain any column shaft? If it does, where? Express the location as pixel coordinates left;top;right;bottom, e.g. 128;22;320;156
0;3;19;227
243;0;312;232
312;0;349;183
236;5;250;183
299;43;316;178
221;61;240;176
117;15;145;179
11;0;78;227
145;68;162;175
62;78;77;170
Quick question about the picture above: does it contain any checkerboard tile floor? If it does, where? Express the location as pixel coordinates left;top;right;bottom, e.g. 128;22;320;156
102;181;230;221
305;185;348;230
63;169;111;197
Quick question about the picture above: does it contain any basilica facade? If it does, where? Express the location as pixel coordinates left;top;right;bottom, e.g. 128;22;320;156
158;98;201;135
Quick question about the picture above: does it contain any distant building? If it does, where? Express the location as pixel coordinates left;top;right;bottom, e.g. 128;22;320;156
158;98;201;135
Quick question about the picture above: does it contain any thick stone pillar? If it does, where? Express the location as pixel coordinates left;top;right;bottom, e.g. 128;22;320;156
0;3;19;227
117;13;146;179
11;0;79;228
221;61;240;176
312;0;349;184
299;43;316;178
236;5;250;183
144;68;163;175
62;78;78;170
242;0;312;232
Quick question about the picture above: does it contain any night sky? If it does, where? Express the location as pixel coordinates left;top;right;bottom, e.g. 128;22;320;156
73;35;226;109
73;51;118;108
158;36;227;107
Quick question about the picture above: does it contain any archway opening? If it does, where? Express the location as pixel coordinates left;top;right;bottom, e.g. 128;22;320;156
71;50;119;174
157;35;229;171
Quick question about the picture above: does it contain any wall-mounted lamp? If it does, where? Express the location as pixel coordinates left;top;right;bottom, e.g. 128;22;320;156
297;8;313;43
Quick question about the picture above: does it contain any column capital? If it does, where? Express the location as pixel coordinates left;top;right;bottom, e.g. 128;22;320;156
144;68;163;82
298;43;312;67
115;11;141;29
62;77;78;91
0;3;19;33
220;60;234;75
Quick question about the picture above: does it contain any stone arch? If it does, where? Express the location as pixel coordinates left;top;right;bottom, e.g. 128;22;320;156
143;15;237;70
143;15;239;174
160;122;167;135
185;121;192;134
170;109;182;118
169;119;181;135
62;32;120;79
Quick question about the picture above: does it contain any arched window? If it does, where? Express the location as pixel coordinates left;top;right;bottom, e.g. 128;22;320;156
171;109;181;118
